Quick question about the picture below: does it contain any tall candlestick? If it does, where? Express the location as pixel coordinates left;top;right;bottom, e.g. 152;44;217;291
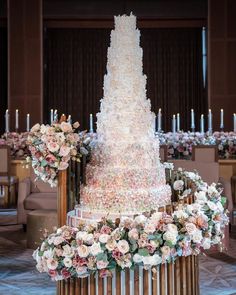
200;114;204;134
177;113;180;132
208;109;213;133
89;114;93;133
54;109;58;122
172;114;176;134
15;109;19;130
157;108;162;132
220;109;224;129
26;114;30;132
5;109;9;133
234;114;236;133
67;115;72;124
50;109;54;124
191;109;195;131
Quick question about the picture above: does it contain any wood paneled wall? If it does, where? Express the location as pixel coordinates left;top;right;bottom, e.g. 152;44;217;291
208;0;236;131
8;0;43;132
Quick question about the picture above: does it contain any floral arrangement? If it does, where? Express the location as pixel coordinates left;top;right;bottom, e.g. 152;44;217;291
33;169;228;281
157;131;236;159
27;121;90;187
0;132;30;159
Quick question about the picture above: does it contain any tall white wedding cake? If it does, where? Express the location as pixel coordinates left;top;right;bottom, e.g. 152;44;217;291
77;14;171;219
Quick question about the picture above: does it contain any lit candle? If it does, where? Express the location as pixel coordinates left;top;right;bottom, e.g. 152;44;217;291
54;109;58;122
15;109;19;130
157;108;162;132
26;114;30;132
208;109;213;133
67;115;72;124
172;114;176;134
191;109;195;131
89;114;93;133
200;114;204;134
5;109;9;133
177;113;180;132
220;109;224;129
234;114;236;133
50;109;54;124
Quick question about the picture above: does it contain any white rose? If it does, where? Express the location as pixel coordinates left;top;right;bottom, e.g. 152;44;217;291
214;223;221;234
142;254;162;266
133;253;143;263
163;231;177;245
85;233;94;245
105;239;117;251
202;238;211;250
195;191;207;204
212;235;221;244
31;123;41;132
46;258;58;270
62;245;74;258
173;210;188;219
135;215;147;224
192;230;203;243
54;236;65;246
173;180;184;191
144;223;156;234
63;257;72;268
89;242;103;256
76;231;88;241
150;212;163;223
167;224;178;233
77;245;89;258
117;240;130;254
185;223;197;235
99;234;110;244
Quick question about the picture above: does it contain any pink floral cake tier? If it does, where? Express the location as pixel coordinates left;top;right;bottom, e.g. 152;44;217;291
67;14;171;225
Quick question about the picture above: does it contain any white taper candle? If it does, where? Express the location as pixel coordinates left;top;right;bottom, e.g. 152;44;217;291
172;114;176;134
5;109;9;133
89;114;93;133
220;109;224;129
15;109;19;130
26;114;30;132
50;109;54;124
208;109;213;133
191;109;195;130
234;114;236;133
200;114;204;134
177;113;180;132
157;108;162;132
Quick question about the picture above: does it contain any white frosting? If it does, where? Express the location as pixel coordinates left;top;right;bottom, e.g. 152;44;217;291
79;14;171;215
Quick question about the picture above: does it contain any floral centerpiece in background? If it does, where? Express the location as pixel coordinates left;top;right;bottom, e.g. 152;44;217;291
0;132;30;159
158;131;236;159
33;168;228;281
27;121;90;187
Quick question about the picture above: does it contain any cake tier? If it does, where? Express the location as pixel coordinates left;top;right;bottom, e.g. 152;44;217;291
85;166;166;190
80;184;171;213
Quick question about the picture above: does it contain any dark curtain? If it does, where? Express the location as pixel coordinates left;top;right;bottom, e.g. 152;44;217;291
0;27;7;135
44;27;207;131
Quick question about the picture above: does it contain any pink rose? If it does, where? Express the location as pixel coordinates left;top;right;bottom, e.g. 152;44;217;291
97;260;109;270
100;225;112;234
60;122;72;133
47;142;60;153
61;268;71;279
59;145;71;157
185;223;197;235
128;228;139;240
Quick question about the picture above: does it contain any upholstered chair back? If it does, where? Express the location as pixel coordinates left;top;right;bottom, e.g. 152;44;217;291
192;145;218;162
0;145;11;176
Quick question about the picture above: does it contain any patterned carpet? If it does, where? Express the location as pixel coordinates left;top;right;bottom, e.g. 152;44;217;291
0;217;236;294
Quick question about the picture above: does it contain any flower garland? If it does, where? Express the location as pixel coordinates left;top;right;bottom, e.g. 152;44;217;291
27;122;90;187
157;131;236;159
0;132;30;159
33;169;228;281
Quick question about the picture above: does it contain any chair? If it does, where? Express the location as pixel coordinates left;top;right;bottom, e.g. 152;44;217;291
192;145;218;162
17;167;57;228
0;145;18;207
159;145;168;162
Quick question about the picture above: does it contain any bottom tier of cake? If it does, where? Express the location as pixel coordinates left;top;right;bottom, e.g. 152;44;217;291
57;256;199;295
